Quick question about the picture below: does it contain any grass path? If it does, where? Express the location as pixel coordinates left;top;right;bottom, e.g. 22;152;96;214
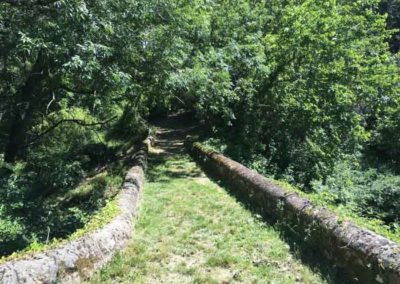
89;123;326;283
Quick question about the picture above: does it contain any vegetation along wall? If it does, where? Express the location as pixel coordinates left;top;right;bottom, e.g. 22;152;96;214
0;145;147;283
189;142;400;284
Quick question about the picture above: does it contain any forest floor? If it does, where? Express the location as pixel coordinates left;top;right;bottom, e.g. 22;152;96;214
88;115;326;284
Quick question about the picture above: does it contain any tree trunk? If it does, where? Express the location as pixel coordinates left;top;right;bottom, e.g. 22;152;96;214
4;50;49;163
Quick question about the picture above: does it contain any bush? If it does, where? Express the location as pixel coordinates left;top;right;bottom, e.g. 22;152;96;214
106;106;148;143
0;164;31;255
313;161;400;225
359;175;400;223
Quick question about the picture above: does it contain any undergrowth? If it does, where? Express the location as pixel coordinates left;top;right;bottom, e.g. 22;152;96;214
0;169;123;263
0;138;136;259
0;198;120;264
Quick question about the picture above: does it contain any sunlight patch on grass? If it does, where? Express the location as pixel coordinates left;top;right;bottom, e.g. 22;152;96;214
89;153;326;283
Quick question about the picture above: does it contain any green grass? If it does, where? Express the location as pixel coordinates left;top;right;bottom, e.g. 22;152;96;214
89;153;326;283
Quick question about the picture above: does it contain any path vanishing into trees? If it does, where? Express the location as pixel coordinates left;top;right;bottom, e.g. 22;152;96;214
88;115;326;283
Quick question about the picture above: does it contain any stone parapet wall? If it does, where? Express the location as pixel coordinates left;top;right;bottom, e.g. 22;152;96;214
189;142;400;284
0;144;147;284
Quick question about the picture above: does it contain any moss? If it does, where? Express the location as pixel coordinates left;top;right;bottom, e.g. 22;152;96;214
69;199;120;239
76;257;98;278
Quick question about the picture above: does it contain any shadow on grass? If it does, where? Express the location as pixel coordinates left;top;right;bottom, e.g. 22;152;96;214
194;162;352;284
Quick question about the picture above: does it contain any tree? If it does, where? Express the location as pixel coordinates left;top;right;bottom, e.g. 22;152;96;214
0;0;141;162
167;0;400;186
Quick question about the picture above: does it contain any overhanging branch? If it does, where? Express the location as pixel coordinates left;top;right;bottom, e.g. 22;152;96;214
27;115;118;146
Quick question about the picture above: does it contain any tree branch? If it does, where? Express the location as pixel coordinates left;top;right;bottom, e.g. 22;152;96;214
27;115;118;146
46;92;56;114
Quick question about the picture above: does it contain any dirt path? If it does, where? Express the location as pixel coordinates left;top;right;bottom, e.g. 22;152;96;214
89;115;326;284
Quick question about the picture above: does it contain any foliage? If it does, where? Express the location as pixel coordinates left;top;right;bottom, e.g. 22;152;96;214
275;178;400;243
0;196;120;264
202;140;400;242
144;0;400;187
0;0;148;162
211;0;398;186
0;0;399;256
368;100;400;171
106;106;148;142
380;0;400;52
25;108;101;194
313;160;400;225
0;132;131;257
0;0;148;255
